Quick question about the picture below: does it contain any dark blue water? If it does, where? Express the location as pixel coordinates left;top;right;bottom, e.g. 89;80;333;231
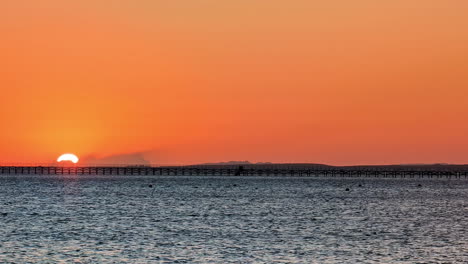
0;175;467;263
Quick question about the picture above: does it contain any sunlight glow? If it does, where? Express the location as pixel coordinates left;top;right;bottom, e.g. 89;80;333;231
57;153;79;164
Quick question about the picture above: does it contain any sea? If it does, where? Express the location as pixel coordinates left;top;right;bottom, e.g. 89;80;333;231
0;175;467;263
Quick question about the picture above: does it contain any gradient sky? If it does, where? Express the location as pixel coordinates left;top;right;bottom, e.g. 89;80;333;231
1;1;468;165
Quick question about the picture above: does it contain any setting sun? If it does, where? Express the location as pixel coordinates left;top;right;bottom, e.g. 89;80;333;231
57;154;79;164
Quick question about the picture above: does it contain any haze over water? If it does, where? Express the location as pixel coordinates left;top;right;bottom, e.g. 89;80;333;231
1;175;467;263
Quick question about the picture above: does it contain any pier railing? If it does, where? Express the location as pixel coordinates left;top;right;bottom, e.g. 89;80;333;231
0;165;467;179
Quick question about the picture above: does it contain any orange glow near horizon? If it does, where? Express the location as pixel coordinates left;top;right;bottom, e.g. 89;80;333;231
1;1;468;165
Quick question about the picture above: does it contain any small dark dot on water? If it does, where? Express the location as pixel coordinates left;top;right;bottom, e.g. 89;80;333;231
417;184;422;187
233;184;238;187
345;188;350;191
148;184;153;188
358;184;362;187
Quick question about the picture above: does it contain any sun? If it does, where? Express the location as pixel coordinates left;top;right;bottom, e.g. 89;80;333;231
57;153;79;164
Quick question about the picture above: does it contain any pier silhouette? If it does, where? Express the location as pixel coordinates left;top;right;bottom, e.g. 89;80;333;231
0;164;467;179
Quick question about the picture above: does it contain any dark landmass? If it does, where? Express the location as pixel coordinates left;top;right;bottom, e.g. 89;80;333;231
199;161;253;166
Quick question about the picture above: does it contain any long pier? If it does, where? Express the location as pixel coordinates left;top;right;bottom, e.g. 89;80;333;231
1;165;468;179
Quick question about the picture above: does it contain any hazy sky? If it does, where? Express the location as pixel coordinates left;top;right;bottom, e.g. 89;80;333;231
1;1;468;165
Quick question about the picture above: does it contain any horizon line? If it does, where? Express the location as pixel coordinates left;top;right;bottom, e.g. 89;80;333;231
0;162;467;167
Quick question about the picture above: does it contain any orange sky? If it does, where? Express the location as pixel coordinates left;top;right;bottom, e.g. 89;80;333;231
1;1;468;165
